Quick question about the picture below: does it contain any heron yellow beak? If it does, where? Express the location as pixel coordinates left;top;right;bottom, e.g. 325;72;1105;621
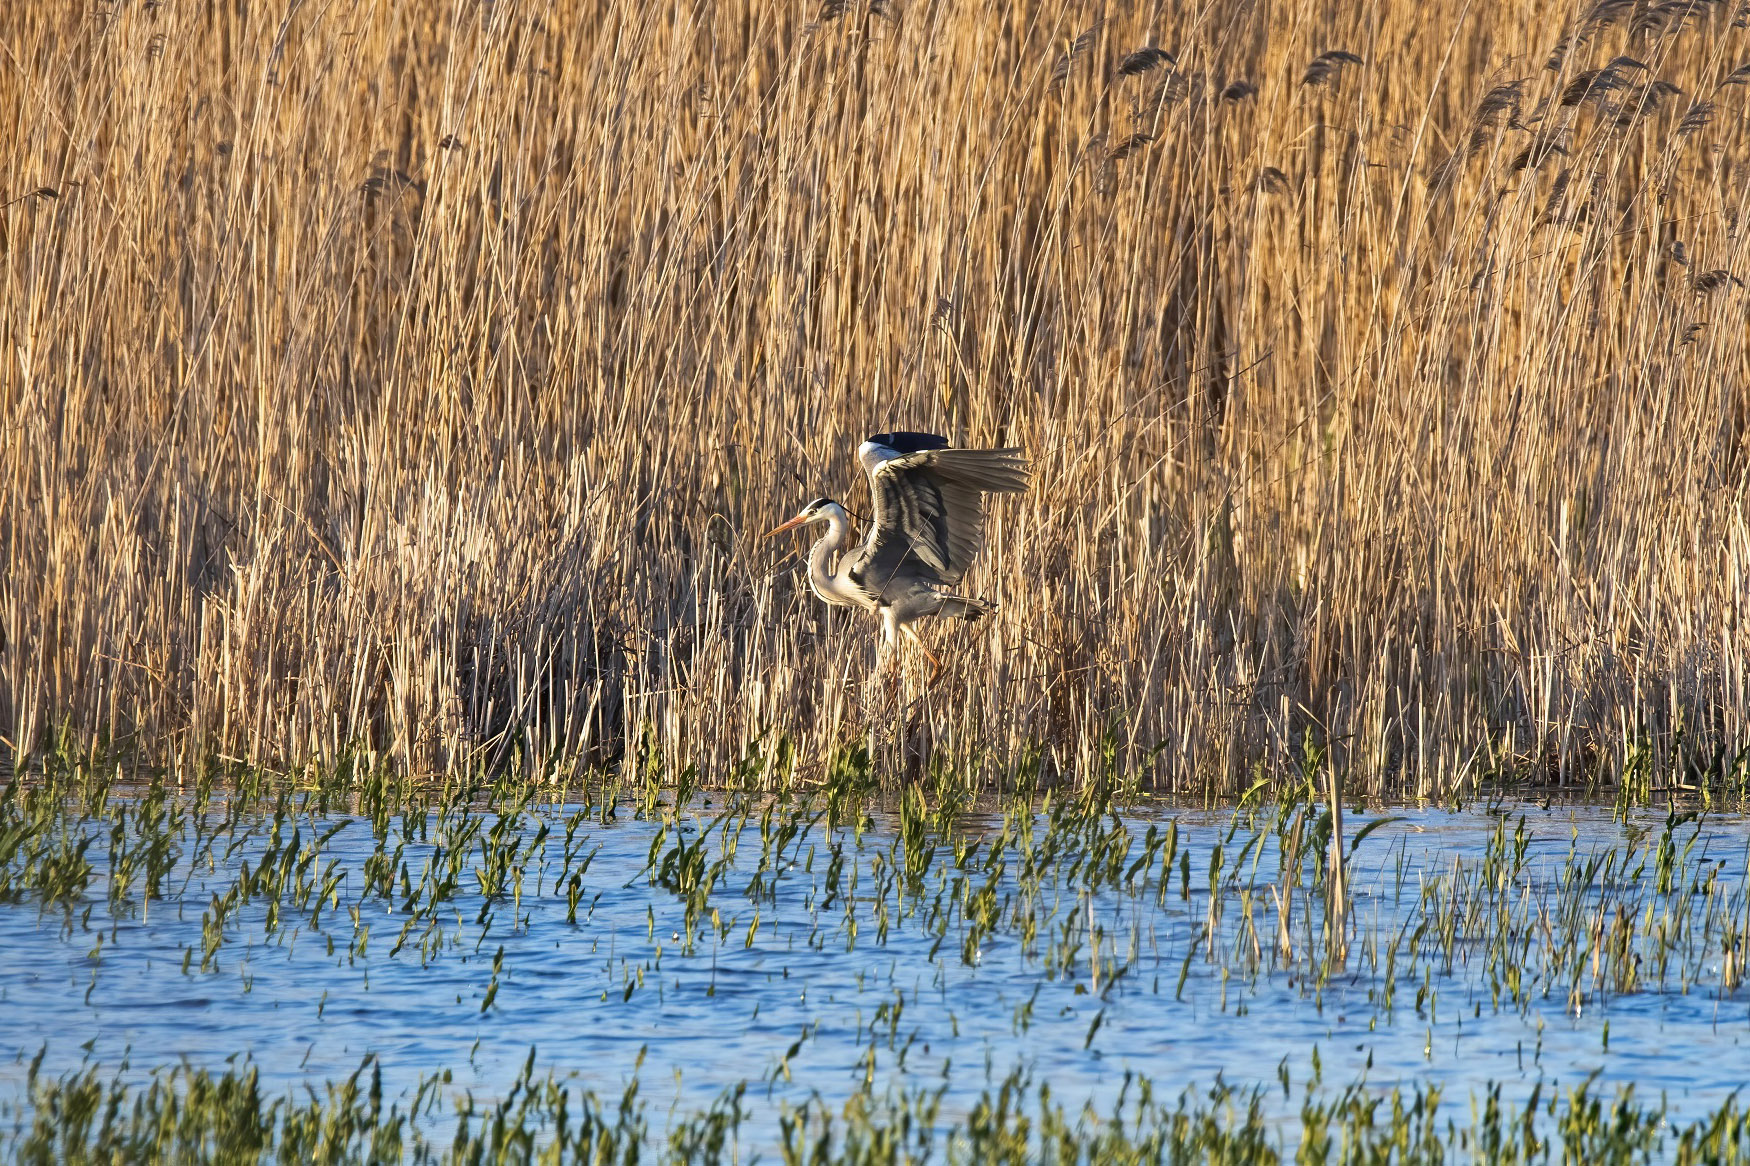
763;513;810;539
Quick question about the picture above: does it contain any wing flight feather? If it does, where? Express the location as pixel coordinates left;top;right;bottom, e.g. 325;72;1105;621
854;434;1029;589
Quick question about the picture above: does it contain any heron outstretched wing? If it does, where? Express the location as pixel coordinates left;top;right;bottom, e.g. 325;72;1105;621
851;432;1028;589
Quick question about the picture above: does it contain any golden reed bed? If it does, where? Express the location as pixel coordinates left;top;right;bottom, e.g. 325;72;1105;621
1;0;1745;794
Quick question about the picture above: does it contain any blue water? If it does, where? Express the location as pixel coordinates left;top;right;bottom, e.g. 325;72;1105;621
2;789;1747;1147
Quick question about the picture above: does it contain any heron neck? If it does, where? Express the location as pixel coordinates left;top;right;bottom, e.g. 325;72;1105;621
807;512;856;605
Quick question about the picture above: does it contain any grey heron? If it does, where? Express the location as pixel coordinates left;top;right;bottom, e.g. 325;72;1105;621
765;432;1029;675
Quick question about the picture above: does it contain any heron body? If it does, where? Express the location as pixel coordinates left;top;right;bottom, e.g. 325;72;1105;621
766;432;1029;672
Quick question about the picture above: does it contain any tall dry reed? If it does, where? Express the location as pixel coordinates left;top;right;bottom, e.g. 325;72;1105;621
1;0;1746;795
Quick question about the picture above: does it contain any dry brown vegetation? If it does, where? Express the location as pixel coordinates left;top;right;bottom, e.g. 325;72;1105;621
2;0;1748;795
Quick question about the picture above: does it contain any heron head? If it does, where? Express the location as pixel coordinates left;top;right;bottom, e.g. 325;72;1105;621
764;497;840;538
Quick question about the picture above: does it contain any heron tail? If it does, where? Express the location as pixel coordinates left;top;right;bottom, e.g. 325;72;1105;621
939;595;997;622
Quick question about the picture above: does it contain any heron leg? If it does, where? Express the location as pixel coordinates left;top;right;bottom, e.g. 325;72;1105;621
903;625;944;684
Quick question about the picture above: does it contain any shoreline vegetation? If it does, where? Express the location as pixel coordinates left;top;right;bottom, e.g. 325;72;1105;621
1;0;1746;797
9;1050;1750;1164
